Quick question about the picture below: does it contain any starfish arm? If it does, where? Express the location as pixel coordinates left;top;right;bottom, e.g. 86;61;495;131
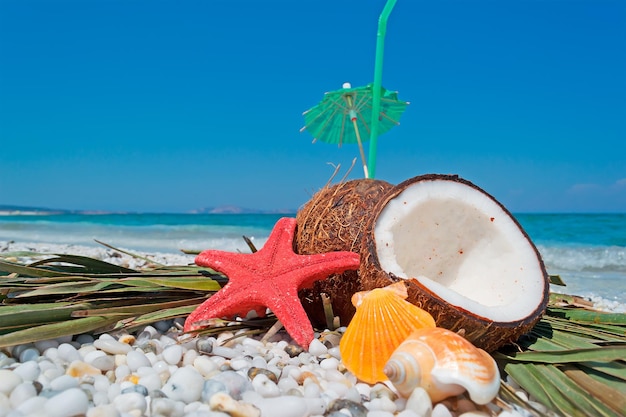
284;251;361;288
184;283;263;332
195;250;256;277
262;285;315;349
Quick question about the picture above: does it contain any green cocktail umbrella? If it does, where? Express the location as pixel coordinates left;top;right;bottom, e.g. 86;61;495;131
300;82;408;178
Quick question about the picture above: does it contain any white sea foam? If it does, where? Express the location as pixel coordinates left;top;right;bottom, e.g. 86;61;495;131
0;226;269;254
538;244;626;272
534;244;626;308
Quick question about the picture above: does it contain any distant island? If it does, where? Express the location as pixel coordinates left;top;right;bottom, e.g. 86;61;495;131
0;205;68;216
0;204;295;216
189;205;296;215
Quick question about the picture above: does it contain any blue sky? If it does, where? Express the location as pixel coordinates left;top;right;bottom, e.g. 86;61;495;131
1;0;624;213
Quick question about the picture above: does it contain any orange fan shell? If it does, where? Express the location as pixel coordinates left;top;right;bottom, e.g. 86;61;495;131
384;327;500;404
339;282;436;384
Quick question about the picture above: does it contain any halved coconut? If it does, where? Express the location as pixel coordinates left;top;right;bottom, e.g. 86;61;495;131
360;174;549;352
295;179;394;328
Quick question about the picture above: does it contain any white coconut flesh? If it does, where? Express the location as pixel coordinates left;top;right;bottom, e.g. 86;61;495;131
374;180;546;323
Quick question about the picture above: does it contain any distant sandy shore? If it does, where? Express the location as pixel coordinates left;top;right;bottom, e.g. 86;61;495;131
0;240;195;269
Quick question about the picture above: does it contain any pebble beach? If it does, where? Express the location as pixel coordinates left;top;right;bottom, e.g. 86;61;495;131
0;241;558;417
0;319;543;417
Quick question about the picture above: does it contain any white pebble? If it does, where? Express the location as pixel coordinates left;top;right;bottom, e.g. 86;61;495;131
19;347;41;362
307;339;327;357
93;391;109;406
91;355;115;371
182;349;199;366
162;366;204;403
210;346;239;359
355;382;371;399
162;344;183;365
78;344;97;358
138;372;162;392
47;388;89;417
107;382;122;403
35;339;59;352
43;364;64;381
320;357;339;371
57;343;81;363
15;396;48;415
304;397;326;415
277;377;298;393
367;412;395;417
87;404;121;417
151;397;185;417
94;338;132;355
324;369;348;383
303;382;321;398
250;356;267;369
145;351;158;365
11;344;33;358
92;375;110;392
515;390;529;402
126;350;150;371
252;374;280;398
459;412;490;417
432;403;453;417
153;360;170;374
12;361;40;381
50;374;79;391
405;387;432;417
230;358;251;371
255;395;309;417
210;392;261;417
113;392;147;414
192;356;218;377
344;387;362;404
9;382;37;408
83;350;107;364
114;364;131;381
114;354;127;367
328;346;341;359
367;397;397;413
44;347;60;361
75;334;95;345
324;381;349;398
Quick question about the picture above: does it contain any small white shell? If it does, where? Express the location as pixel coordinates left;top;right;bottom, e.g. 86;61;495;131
384;327;500;404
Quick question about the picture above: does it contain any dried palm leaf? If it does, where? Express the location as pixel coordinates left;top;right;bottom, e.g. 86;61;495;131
0;246;226;347
496;301;626;417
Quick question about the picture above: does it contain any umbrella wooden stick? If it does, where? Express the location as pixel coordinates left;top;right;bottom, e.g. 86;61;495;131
351;118;369;178
345;93;369;178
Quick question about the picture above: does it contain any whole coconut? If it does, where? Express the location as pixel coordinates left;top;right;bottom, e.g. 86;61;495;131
295;179;394;328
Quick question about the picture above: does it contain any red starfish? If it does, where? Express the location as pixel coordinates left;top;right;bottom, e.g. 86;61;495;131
184;217;360;349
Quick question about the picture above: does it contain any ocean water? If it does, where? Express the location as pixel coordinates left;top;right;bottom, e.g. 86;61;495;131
0;212;624;306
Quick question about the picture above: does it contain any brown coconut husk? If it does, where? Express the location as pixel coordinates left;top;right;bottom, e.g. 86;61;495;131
359;174;550;352
295;178;394;329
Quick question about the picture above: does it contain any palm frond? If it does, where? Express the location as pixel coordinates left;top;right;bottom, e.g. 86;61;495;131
495;302;626;417
0;252;225;347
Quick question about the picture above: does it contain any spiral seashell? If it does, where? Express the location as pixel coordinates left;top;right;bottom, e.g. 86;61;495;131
339;282;436;384
384;327;500;404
